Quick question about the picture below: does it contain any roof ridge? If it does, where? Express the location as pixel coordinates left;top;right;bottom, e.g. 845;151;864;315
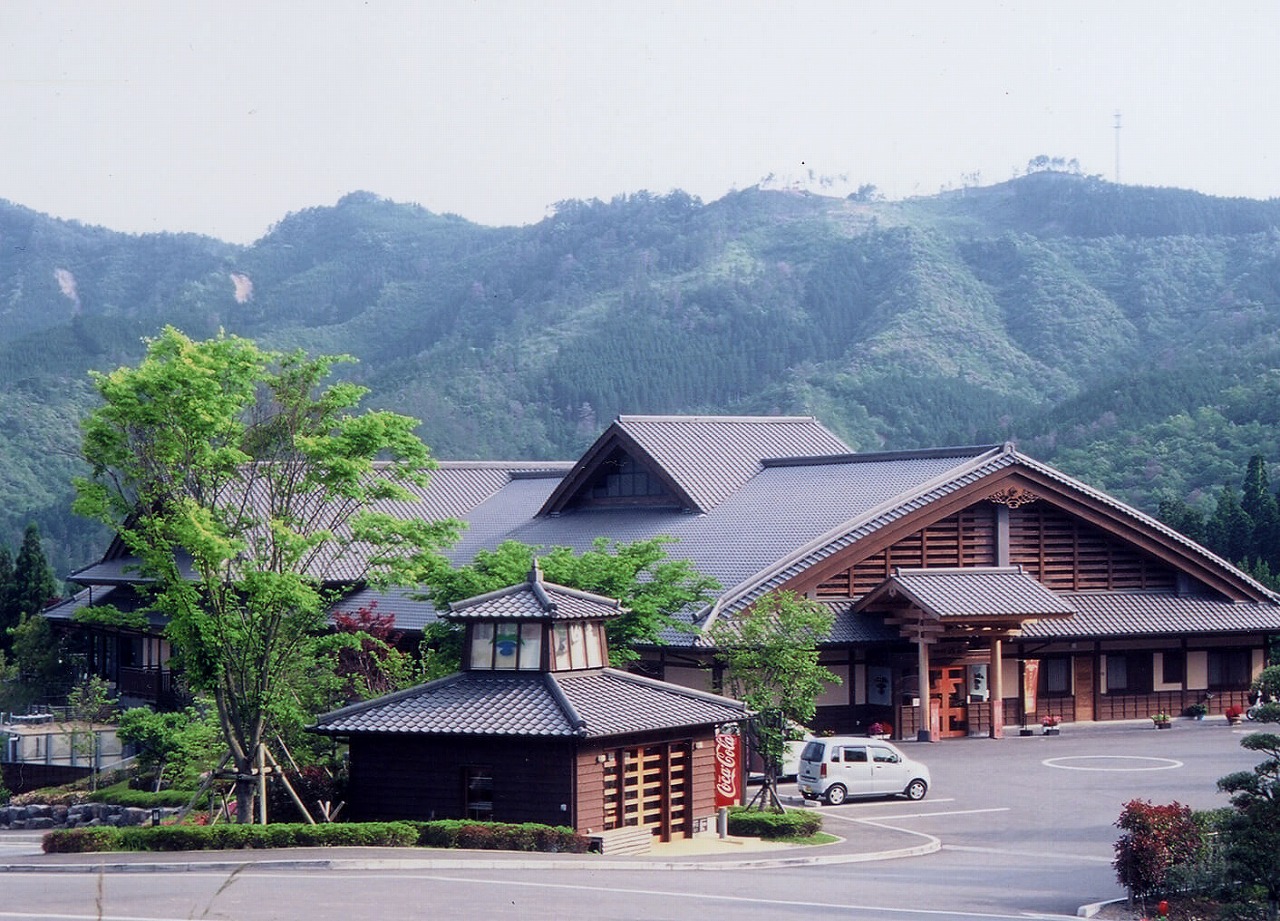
616;414;819;424
762;445;1005;468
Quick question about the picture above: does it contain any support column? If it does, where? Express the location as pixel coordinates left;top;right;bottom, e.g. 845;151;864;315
989;638;1004;739
917;634;932;742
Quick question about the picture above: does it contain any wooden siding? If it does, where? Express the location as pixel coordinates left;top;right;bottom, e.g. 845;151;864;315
816;506;997;598
1008;504;1177;592
345;735;575;826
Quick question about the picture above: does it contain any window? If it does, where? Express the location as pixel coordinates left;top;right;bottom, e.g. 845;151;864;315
469;622;543;671
1209;650;1251;689
1162;652;1185;685
1041;658;1072;696
1105;655;1129;692
464;766;493;821
838;746;867;763
870;746;899;764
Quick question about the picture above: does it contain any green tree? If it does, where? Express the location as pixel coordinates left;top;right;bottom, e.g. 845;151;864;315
3;613;71;711
426;537;719;666
710;591;840;810
73;328;459;823
10;524;58;625
1206;486;1253;565
1157;495;1206;546
116;704;223;791
1242;455;1280;570
0;545;13;651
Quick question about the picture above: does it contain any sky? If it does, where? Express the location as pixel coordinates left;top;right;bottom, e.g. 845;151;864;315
2;1;1277;244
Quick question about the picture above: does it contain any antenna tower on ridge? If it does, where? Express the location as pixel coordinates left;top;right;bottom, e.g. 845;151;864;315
1113;111;1122;183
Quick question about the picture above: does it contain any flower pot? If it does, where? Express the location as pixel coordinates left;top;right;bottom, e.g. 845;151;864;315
1154;721;1172;729
1043;727;1060;736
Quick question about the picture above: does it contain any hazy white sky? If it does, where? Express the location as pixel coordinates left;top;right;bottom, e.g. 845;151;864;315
3;1;1277;243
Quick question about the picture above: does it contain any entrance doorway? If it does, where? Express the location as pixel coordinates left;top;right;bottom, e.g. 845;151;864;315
930;667;969;738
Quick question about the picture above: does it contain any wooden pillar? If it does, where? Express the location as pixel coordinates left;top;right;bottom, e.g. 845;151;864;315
917;633;932;742
989;638;1004;739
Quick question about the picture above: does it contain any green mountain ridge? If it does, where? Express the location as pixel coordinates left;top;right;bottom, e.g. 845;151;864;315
4;175;1280;574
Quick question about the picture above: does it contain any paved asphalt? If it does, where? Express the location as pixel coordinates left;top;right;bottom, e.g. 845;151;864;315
0;717;1260;920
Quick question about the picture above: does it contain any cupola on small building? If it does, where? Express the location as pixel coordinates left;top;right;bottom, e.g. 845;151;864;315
311;564;750;843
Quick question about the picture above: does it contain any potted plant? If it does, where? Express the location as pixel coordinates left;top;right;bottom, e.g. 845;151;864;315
868;721;892;740
1226;704;1244;725
1152;712;1172;729
1186;702;1208;720
1041;714;1061;735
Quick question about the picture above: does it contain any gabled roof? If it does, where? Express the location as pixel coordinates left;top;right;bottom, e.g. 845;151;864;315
538;415;850;515
444;562;621;622
855;567;1077;621
311;668;749;738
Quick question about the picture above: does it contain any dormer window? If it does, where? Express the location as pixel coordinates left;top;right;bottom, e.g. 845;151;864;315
566;449;674;509
552;621;605;670
469;622;543;671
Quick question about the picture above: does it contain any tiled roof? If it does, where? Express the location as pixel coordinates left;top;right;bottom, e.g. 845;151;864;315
446;567;620;622
312;668;748;738
864;567;1077;619
612;415;851;513
1020;593;1280;639
556;670;749;737
313;673;578;736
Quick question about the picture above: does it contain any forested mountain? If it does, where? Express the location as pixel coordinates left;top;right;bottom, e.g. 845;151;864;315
4;172;1280;575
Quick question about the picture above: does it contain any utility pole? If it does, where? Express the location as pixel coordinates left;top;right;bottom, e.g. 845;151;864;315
1113;111;1122;183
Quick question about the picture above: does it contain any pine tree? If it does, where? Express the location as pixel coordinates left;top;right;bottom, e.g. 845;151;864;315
1206;486;1254;566
11;524;58;623
0;544;14;650
1241;455;1280;570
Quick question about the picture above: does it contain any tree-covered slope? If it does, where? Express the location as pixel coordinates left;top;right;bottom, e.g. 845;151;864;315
4;175;1280;572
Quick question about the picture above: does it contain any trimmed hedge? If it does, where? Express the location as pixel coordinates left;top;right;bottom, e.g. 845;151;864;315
44;820;591;854
44;822;419;854
411;821;591;853
727;807;823;839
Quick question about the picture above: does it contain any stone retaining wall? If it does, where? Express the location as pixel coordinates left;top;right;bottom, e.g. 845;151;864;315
0;803;178;830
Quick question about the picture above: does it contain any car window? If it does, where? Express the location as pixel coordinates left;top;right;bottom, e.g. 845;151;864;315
800;741;825;762
839;746;868;763
871;747;899;763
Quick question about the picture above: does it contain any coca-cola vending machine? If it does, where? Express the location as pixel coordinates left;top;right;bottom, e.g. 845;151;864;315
713;732;741;808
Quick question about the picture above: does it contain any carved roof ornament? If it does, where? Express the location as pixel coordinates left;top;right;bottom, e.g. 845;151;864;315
988;485;1040;508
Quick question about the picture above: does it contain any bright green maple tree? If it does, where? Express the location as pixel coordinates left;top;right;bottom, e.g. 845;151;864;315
74;327;459;822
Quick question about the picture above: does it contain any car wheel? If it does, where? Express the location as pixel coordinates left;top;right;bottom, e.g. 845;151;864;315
904;779;928;801
824;784;847;806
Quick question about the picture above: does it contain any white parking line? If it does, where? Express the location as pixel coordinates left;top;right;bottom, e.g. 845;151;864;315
820;807;1010;822
944;844;1113;864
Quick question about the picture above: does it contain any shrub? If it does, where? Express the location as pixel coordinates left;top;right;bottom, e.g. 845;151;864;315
1114;800;1204;897
727;806;823;839
86;782;205;809
44;822;420;854
409;820;589;853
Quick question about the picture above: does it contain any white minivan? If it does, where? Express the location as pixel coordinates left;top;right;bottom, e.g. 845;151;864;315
796;737;930;805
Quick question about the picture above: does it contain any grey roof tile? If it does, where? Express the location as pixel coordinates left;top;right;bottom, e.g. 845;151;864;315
1021;593;1280;639
612;415;851;512
313;668;748;738
871;567;1077;619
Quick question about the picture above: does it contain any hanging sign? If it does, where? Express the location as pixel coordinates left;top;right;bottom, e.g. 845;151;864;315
713;733;741;807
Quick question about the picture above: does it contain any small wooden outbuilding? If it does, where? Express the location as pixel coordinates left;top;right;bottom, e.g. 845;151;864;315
311;565;749;842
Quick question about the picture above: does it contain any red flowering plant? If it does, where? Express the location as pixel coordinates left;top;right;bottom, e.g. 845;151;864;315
1041;714;1061;727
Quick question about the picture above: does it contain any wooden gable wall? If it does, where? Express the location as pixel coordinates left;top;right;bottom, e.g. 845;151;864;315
811;498;1179;599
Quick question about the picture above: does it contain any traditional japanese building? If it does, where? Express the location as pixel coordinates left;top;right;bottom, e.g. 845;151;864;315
310;565;749;842
52;415;1280;741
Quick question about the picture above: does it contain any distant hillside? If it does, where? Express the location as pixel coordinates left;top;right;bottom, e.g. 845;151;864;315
4;174;1280;574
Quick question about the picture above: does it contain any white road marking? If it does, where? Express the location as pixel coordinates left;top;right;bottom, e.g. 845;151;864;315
943;844;1113;864
1042;756;1181;772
